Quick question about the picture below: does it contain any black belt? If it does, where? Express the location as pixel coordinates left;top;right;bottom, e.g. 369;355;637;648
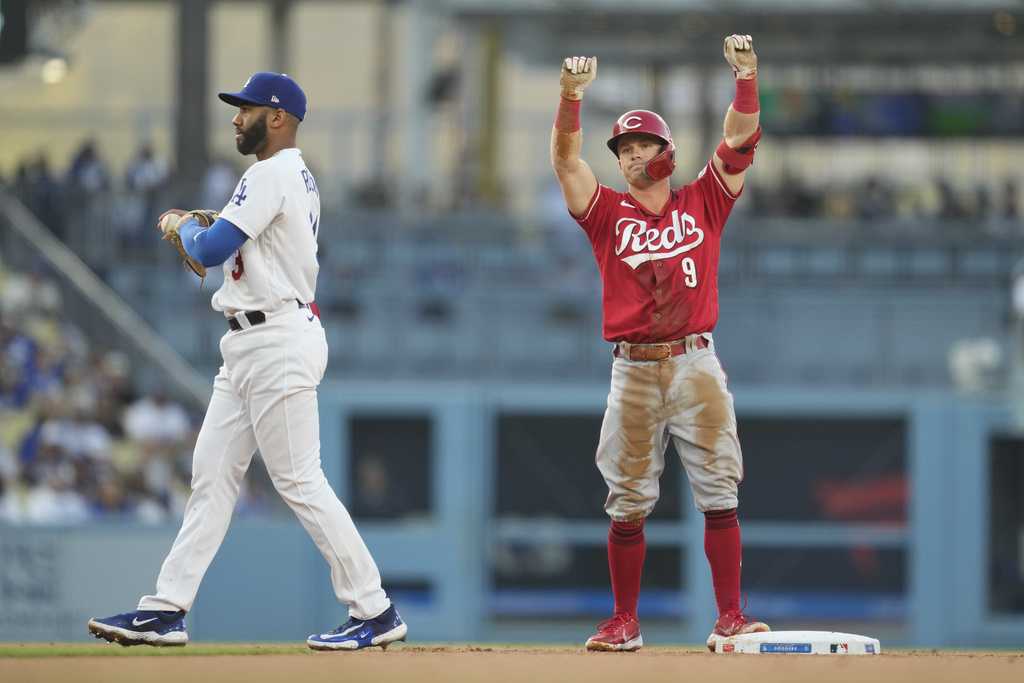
228;311;266;331
228;301;310;331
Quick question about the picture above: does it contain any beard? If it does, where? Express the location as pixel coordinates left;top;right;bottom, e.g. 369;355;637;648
236;114;268;155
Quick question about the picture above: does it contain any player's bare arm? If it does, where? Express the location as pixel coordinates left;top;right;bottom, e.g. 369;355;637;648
713;35;762;195
551;56;599;216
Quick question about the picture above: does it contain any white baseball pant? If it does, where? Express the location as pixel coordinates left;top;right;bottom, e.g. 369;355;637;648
138;305;390;620
596;333;743;521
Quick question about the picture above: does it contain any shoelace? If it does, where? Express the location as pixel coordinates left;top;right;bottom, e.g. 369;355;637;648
721;595;755;628
331;618;359;633
597;613;634;631
714;608;747;634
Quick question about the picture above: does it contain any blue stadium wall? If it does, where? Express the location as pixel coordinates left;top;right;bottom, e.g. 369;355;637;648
1;382;1021;648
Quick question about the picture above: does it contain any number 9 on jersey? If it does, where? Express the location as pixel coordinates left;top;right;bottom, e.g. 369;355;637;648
682;257;698;288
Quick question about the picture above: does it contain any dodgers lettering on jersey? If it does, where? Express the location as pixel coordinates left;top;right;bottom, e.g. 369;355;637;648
574;159;739;343
213;148;320;314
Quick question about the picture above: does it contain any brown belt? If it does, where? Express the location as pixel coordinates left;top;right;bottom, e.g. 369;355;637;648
615;335;708;362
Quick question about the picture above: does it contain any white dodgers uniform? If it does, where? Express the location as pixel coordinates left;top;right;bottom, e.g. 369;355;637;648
138;147;391;621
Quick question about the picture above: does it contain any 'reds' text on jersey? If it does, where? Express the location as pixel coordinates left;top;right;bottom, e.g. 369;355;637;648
573;159;740;344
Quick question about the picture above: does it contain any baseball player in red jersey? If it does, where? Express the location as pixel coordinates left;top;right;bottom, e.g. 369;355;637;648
550;37;767;652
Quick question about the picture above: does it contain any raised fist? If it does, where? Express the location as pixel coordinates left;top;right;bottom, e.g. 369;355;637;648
723;35;757;79
560;56;597;101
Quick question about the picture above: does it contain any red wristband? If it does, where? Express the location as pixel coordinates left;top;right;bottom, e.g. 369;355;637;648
554;96;582;133
733;76;759;114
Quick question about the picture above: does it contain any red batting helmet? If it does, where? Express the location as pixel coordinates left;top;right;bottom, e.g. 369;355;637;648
606;109;676;181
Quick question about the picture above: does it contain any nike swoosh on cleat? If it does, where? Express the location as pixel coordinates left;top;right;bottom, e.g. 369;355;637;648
321;623;363;640
132;617;158;627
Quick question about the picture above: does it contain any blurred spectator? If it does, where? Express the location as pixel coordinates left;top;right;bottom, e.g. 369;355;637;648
125;143;169;198
139;438;193;517
123;391;190;444
779;169;818;217
13;155;65;237
121;391;193;514
21;464;91;525
91;352;136;437
1003;178;1020;221
749;168;819;218
66;139;111;196
91;475;133;518
973;183;991;219
40;402;112;463
935;176;967;220
63;140;113;259
122;143;170;248
1;268;62;319
857;176;893;221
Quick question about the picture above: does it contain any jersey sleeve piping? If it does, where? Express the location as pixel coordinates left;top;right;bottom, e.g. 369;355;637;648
570;183;604;222
705;159;741;200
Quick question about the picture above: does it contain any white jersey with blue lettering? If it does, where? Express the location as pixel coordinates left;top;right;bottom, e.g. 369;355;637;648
213;147;320;314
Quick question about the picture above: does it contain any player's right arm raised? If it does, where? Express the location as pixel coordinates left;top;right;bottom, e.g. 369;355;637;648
551;56;599;217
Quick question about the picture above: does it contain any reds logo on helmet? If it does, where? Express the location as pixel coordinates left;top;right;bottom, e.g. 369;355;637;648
607;109;676;181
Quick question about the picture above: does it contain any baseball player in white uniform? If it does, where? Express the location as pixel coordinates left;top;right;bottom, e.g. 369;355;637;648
88;72;407;651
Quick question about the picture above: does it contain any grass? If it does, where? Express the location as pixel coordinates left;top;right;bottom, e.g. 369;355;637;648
0;643;312;658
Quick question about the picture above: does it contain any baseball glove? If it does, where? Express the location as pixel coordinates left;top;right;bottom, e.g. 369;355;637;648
157;209;220;279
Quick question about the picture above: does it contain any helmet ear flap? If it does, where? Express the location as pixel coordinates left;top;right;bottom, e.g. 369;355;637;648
643;141;676;181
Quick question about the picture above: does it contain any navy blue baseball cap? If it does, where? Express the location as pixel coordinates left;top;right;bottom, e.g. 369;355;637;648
218;72;307;121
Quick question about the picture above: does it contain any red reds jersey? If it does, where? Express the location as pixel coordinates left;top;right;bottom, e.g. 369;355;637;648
574;159;740;343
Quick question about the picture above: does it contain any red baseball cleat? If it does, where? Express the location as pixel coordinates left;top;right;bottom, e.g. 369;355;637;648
585;613;643;652
706;609;770;651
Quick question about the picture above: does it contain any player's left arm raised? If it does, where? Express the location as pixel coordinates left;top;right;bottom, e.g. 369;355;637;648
713;34;762;196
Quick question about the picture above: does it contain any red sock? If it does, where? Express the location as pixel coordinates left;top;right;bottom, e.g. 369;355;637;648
704;508;742;614
608;519;646;617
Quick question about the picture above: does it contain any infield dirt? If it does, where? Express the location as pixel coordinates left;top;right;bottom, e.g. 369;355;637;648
2;645;1023;683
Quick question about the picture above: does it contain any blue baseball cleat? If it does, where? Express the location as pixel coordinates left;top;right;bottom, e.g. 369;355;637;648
87;609;188;647
307;604;407;651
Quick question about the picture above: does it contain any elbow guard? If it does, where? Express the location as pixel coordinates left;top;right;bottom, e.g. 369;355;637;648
716;126;762;175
